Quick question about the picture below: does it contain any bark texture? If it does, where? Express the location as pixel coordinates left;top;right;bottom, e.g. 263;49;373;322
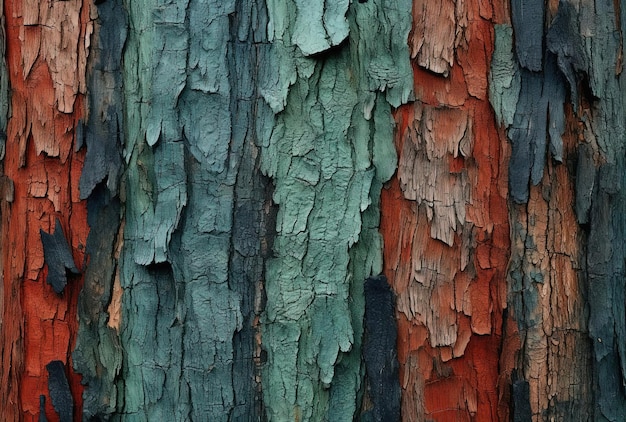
0;0;90;420
490;1;626;420
381;1;511;420
258;1;413;420
0;1;625;421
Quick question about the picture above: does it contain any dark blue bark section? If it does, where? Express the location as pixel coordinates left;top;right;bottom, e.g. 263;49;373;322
508;55;567;203
78;0;126;199
40;218;79;294
508;0;590;203
588;171;626;421
73;186;122;419
508;69;544;203
229;0;272;419
72;0;126;418
546;1;586;106
46;361;73;422
511;375;532;422
584;0;626;418
511;0;544;71
38;396;48;422
362;275;400;422
575;143;595;224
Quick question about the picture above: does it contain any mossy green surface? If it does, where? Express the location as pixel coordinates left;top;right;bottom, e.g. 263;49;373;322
259;1;412;420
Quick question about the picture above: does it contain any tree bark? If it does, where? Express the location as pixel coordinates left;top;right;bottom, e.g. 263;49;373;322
0;0;624;421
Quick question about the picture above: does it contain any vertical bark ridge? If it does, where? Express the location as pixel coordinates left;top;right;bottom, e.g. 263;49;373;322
229;1;274;419
0;0;92;420
583;1;626;419
72;0;127;419
381;0;512;420
0;0;14;415
258;1;413;420
490;0;625;420
117;1;272;419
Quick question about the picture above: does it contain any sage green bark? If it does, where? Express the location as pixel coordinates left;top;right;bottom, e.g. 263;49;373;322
118;0;269;419
259;1;412;420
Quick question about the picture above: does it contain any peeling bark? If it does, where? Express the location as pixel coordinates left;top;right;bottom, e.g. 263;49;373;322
382;1;511;420
45;361;73;422
490;1;626;420
362;274;401;421
71;3;126;417
40;219;80;295
0;0;90;420
114;1;273;420
1;1;625;421
259;1;412;420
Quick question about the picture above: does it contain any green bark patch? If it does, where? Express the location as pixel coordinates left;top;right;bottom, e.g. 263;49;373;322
259;1;412;420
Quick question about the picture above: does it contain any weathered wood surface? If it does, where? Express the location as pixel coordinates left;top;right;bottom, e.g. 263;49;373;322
0;0;90;420
382;1;512;420
259;1;412;420
490;1;626;420
0;0;625;421
71;0;125;419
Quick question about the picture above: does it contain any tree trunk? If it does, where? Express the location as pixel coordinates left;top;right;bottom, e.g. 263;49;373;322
0;0;624;421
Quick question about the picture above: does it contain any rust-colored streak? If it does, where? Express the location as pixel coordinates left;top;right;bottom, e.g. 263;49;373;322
382;0;513;419
1;0;91;420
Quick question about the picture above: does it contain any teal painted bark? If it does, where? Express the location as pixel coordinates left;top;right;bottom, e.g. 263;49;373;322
118;0;270;420
489;25;519;129
259;0;412;420
72;0;411;419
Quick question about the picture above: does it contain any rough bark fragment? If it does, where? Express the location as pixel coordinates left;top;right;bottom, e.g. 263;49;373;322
72;2;126;418
260;0;412;420
266;0;349;56
490;1;626;420
72;189;123;419
489;25;519;128
118;1;270;420
506;162;592;420
18;0;89;112
40;218;80;294
362;275;400;422
583;3;626;417
511;0;544;71
383;1;511;419
411;0;464;76
45;361;73;422
575;142;595;225
38;396;47;422
546;1;586;105
398;104;471;247
511;376;531;422
1;0;90;420
507;56;567;203
78;0;126;200
229;2;274;419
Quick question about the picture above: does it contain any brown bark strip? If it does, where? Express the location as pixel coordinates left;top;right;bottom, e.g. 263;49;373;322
503;101;593;420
